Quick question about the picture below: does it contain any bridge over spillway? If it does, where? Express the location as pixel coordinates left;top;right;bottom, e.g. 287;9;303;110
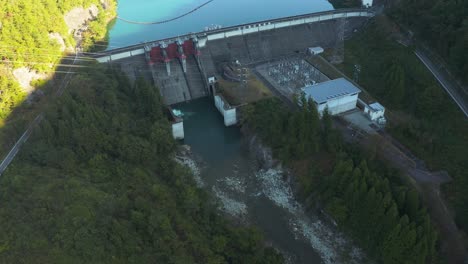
92;8;375;105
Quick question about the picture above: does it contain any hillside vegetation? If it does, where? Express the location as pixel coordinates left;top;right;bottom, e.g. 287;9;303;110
244;98;438;264
339;17;468;237
391;0;468;84
0;67;283;263
0;0;116;122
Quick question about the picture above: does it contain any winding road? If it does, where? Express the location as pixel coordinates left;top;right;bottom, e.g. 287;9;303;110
415;49;468;118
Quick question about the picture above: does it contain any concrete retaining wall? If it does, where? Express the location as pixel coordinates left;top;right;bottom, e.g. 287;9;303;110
200;11;371;46
206;17;367;65
172;121;184;140
97;49;145;63
214;95;237;126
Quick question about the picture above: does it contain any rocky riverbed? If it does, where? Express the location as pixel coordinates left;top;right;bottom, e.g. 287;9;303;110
175;126;369;264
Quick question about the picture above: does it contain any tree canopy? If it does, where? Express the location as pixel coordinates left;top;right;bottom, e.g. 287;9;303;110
391;0;468;84
244;98;438;263
0;0;116;125
0;68;283;263
341;17;468;234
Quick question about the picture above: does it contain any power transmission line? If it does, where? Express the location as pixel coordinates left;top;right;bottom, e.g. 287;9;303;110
116;0;214;25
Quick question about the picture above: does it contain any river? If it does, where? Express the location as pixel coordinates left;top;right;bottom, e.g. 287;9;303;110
173;98;363;264
108;1;366;263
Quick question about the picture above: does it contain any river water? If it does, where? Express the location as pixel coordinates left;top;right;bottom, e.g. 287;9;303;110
108;1;366;263
174;98;363;264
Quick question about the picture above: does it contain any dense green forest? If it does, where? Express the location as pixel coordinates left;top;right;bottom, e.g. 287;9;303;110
340;17;468;234
0;0;116;124
244;97;438;264
0;67;283;263
390;0;468;84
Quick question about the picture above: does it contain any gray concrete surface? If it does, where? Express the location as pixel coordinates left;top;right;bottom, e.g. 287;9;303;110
341;110;378;134
206;18;367;67
256;57;328;100
113;16;369;107
118;54;153;84
151;60;192;105
185;56;208;99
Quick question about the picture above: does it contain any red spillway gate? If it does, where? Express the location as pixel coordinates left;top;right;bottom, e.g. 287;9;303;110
149;46;164;63
149;40;199;64
166;43;178;60
183;40;196;56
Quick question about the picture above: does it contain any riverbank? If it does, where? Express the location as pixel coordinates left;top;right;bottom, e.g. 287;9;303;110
335;15;467;262
172;96;369;264
242;123;369;264
242;97;439;263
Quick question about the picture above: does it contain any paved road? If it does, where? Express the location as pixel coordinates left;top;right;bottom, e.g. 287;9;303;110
415;49;468;118
0;51;80;176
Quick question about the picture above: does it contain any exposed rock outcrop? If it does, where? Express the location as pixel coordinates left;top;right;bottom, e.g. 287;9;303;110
64;5;99;35
13;67;48;94
48;32;67;52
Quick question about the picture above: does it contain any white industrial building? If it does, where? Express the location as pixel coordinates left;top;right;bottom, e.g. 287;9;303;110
362;0;373;7
301;78;361;116
308;46;324;55
364;102;386;124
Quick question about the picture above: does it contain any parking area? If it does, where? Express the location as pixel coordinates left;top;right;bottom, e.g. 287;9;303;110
340;110;380;134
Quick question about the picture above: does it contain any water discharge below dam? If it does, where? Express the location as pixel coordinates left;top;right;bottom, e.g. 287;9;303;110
109;1;367;262
175;98;364;264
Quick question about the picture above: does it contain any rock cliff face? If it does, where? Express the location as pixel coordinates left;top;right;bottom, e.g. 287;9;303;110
64;5;99;35
12;68;48;94
14;5;101;94
242;125;276;170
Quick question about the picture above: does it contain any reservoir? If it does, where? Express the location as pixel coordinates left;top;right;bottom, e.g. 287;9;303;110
107;1;365;263
107;0;334;48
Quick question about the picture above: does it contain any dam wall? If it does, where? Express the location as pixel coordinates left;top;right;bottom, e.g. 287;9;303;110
97;9;374;106
93;9;374;63
203;17;366;66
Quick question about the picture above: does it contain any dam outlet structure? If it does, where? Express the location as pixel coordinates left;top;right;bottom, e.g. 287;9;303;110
91;8;375;138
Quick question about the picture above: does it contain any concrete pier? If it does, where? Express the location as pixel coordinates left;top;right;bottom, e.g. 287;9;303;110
214;94;237;126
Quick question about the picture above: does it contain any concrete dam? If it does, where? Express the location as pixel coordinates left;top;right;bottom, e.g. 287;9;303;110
96;9;373;99
93;9;374;137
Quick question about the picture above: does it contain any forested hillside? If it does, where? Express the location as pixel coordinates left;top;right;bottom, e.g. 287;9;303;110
0;67;283;263
391;0;468;84
339;17;468;242
0;0;116;123
244;98;438;264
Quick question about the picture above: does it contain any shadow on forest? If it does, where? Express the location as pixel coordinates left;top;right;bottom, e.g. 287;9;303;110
0;52;100;160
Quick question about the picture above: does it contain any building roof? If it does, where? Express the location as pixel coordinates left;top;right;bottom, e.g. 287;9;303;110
369;102;385;111
301;78;361;104
309;46;324;52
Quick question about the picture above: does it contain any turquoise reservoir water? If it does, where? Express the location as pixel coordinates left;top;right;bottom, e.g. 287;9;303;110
107;0;333;48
